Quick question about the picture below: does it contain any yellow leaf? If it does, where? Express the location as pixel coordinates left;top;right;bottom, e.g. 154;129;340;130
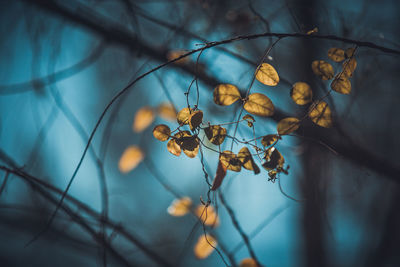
261;134;278;147
331;75;351;94
167;197;192;216
312;60;334;80
240;258;258;267
166;50;190;64
175;131;199;158
238;147;260;174
291;82;313;105
327;47;345;62
220;150;242;172
157;103;177;121
167;139;181;156
262;147;284;170
243;93;274;117
118;146;144;173
213;84;241;106
342;58;357;77
177;107;192;126
194;234;217;259
277;117;300;135
195;205;220;227
189;110;203;131
255;63;279;86
309;101;332;128
204;125;227;145
132;107;155;132
153;124;171;141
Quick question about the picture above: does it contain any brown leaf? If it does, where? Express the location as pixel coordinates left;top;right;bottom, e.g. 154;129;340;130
255;63;279;86
238;147;260;174
243;93;274;117
189;110;203;131
194;234;217;259
211;160;227;190
312;60;334;80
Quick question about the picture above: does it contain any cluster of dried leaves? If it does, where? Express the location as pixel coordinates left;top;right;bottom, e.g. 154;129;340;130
116;46;357;262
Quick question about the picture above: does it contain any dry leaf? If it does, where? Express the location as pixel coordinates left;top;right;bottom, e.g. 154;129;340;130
189;110;203;131
118;146;144;173
243;93;274;117
220;150;242;172
194;234;217;259
238;147;260;174
195;205;220;227
157;103;177;121
342;58;357;77
277;117;300;135
213;84;241;106
132;107;155;132
291;82;313;105
262;147;284;170
261;134;278;147
167;139;181;156
312;60;334;80
211;160;227;191
175;131;199;158
309;101;332;128
153;124;171;141
328;47;345;62
204;125;227;145
255;63;279;86
167;197;192;216
177;107;192;126
331;75;351;94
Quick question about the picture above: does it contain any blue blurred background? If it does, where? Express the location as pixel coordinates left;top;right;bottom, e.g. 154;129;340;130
1;0;400;266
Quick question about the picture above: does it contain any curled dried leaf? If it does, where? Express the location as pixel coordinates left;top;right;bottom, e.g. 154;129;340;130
255;63;279;86
291;82;313;105
342;58;357;77
118;146;144;173
157;103;177;121
328;47;345;62
312;60;334;80
243;93;274;117
219;150;242;172
194;234;217;259
213;84;241;106
243;114;255;127
277;117;300;135
167;139;181;156
132;107;155;132
175;131;199;158
195;205;220;227
177;107;192;126
211;160;227;191
309;101;332;128
189;110;203;131
167;197;192;216
331;75;351;94
153;124;171;141
204;125;227;145
238;147;260;174
261;134;278;147
262;147;284;170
